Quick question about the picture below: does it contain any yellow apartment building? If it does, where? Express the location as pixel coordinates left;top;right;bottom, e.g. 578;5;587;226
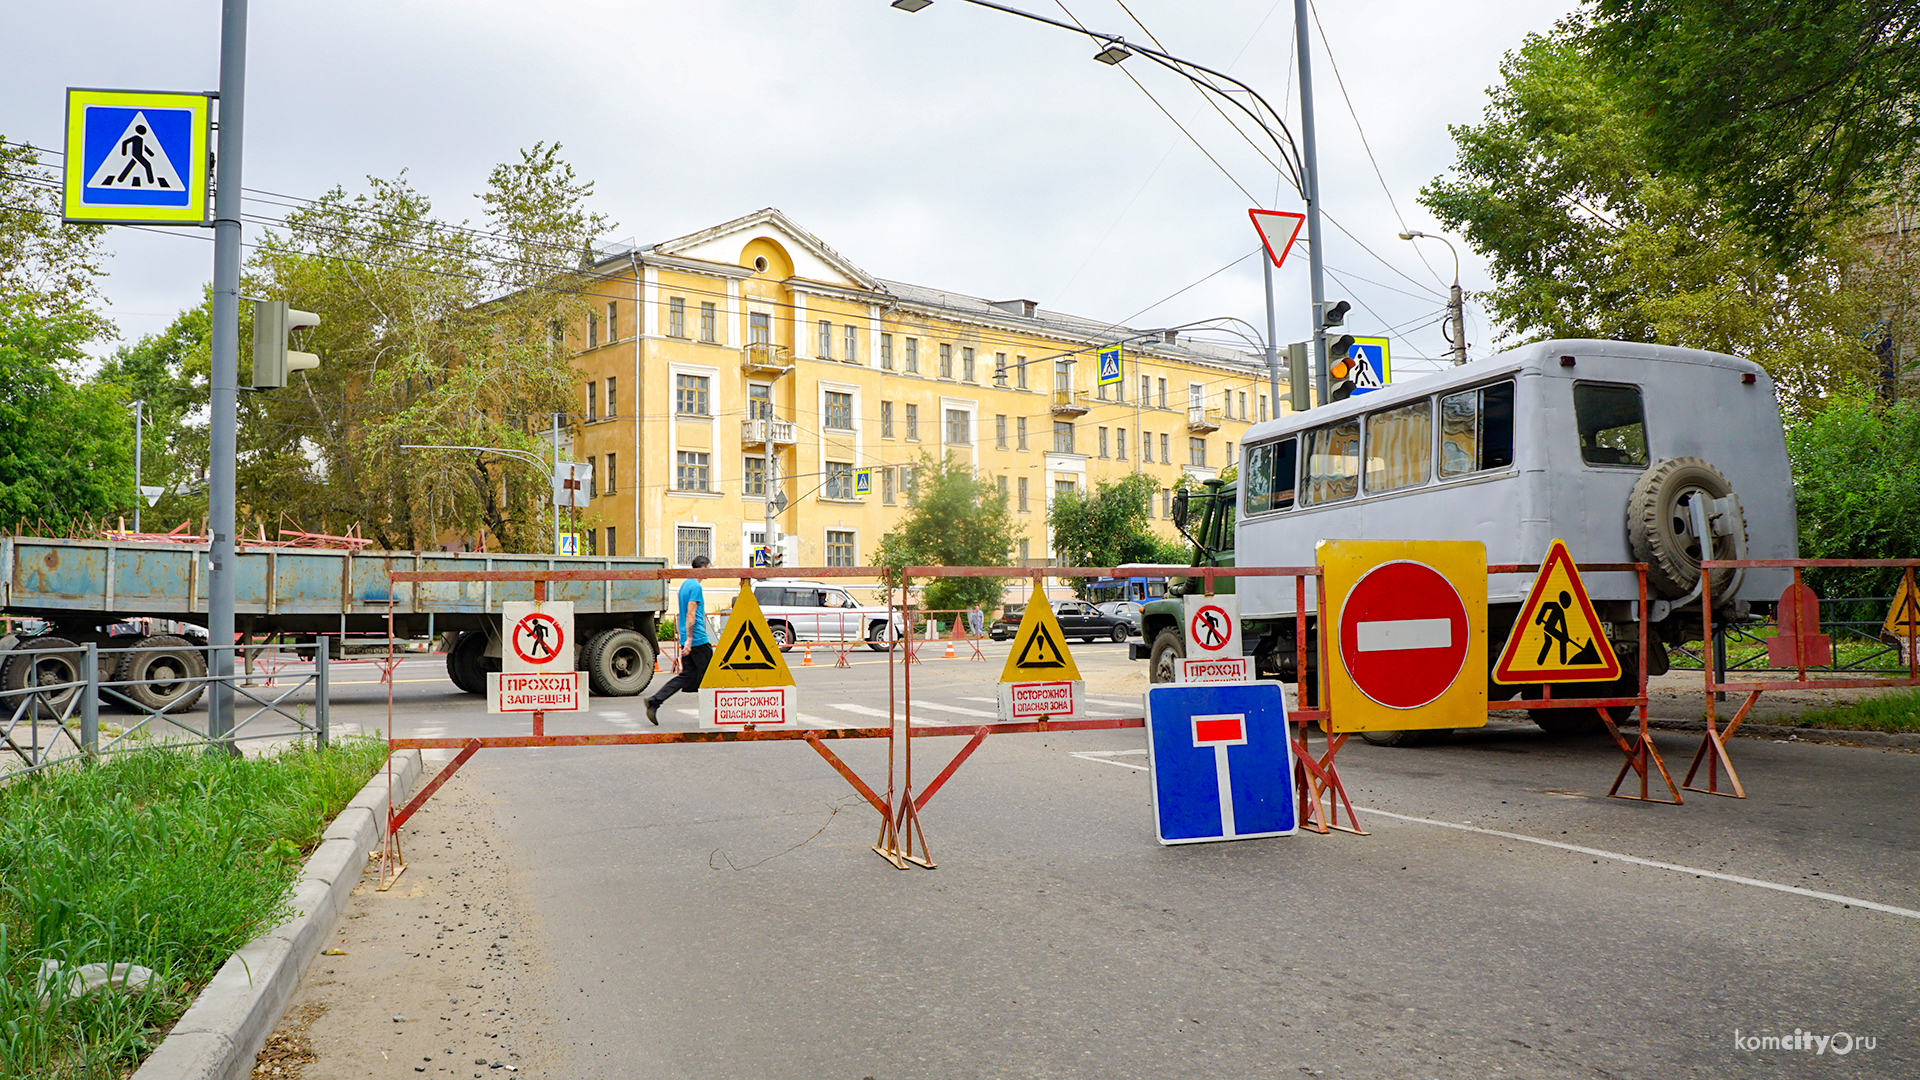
555;209;1282;594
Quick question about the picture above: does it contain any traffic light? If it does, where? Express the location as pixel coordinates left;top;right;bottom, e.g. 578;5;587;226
1318;299;1350;329
769;547;784;568
1286;341;1310;413
252;300;321;389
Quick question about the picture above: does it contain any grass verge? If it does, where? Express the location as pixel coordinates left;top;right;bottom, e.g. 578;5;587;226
1785;689;1920;733
0;738;391;1079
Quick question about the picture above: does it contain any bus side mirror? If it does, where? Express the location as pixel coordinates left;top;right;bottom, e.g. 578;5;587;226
1171;488;1190;529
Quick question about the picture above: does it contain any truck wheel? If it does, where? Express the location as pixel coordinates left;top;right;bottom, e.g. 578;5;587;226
584;629;655;697
1149;628;1184;684
446;632;491;695
113;635;207;712
867;621;891;652
1628;457;1747;600
1;637;83;719
1360;728;1453;747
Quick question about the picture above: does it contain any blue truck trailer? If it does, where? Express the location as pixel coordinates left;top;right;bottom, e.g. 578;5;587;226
1;537;670;711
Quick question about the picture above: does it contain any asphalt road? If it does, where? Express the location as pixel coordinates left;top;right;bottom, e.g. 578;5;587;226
299;643;1917;1079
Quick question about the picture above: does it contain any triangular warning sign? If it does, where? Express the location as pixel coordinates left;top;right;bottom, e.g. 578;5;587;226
706;586;796;689
1494;539;1622;684
999;600;1082;683
87;112;185;192
1884;576;1920;638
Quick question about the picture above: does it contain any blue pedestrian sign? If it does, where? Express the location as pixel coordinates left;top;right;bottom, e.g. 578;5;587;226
63;88;211;225
854;468;872;497
1333;336;1390;397
1097;345;1123;388
1144;682;1296;844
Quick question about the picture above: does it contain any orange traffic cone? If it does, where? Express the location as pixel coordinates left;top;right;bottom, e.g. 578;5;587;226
943;619;958;659
803;642;814;666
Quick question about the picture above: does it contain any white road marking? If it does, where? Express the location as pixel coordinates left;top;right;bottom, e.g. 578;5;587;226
1357;807;1920;920
960;696;997;704
1069;750;1148;772
1356;618;1452;651
910;702;998;719
796;713;848;729
601;710;631;720
1085;697;1140;709
825;702;888;718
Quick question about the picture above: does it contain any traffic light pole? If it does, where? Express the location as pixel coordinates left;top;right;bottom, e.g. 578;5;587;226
1293;0;1331;406
207;0;248;745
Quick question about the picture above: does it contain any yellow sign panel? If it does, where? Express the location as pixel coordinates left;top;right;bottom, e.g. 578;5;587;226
1319;539;1486;733
1494;539;1623;684
705;585;796;689
998;600;1082;683
1884;576;1920;639
63;88;212;225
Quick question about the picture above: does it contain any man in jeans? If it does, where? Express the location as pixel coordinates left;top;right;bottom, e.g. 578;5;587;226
645;554;711;724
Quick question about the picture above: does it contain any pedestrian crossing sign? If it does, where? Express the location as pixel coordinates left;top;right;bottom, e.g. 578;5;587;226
707;585;796;689
1494;539;1621;683
999;600;1082;683
854;468;872;497
63;88;211;225
1097;345;1123;387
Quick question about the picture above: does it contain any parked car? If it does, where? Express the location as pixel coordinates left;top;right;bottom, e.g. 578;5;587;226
749;580;903;651
990;599;1134;643
1094;600;1144;635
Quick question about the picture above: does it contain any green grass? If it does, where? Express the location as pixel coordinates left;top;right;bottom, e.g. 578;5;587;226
1785;689;1920;733
0;738;391;1079
1666;629;1910;672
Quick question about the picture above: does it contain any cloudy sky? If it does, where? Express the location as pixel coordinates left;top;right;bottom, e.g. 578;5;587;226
4;0;1575;373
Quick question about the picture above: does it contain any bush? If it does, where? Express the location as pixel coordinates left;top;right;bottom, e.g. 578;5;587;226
1786;394;1920;603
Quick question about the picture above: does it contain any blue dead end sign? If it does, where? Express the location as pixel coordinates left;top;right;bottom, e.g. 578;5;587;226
1144;682;1296;844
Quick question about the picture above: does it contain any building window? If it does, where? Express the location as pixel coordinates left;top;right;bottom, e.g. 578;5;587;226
587;312;598;348
1113;376;1124;402
826;530;855;567
1056;478;1077;499
606;377;617;419
881;400;895;438
845;325;858;364
1160;433;1170;463
1116;427;1127;460
607;302;618;342
1016;416;1028;450
749;312;770;345
1097;379;1108;401
1098;426;1109;458
744;455;766;497
1239;391;1248;420
1140;374;1150;404
1190;437;1207;467
1016;355;1028;389
1162;489;1172;518
748;382;771;420
962;346;975;382
586;381;598;422
1053;421;1075;454
586;456;597;498
818;320;833;359
1157;378;1168;409
1017;476;1029;513
945;409;970;446
906;337;919;373
997;474;1008;501
605;526;617;556
905;403;920;441
825;461;854;499
674;373;709;415
824;391;854;431
604;453;617;494
663;297;682;339
1020;538;1031;565
1054;361;1071;394
675;451;711;492
881;333;894;369
903;466;917;498
995;414;1008;449
1190;382;1204;411
699;301;716;342
939;343;953;379
1223;388;1233;416
882;467;896;504
1226;441;1235;467
995;353;1008;386
550;320;563;353
675;525;711;566
1141;430;1152;463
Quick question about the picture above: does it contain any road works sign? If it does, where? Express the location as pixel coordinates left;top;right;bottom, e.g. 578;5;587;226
1494;539;1622;684
1145;681;1296;844
502;601;573;674
1180;594;1249;683
701;585;797;727
1320;539;1487;732
63;88;211;225
998;600;1083;721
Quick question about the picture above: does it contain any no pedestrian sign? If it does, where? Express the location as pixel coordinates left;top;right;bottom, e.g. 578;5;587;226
502;601;574;674
1180;595;1248;683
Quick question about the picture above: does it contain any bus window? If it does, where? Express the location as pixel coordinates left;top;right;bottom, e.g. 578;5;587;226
1439;380;1515;478
1303;419;1360;505
1573;382;1648;467
1365;399;1433;493
1244;437;1298;514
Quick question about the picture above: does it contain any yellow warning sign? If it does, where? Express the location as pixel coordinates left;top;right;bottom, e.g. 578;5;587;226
706;586;796;689
1494;539;1622;684
998;600;1082;683
1883;575;1920;639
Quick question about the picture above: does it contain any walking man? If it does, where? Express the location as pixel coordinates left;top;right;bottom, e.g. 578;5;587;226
645;555;711;725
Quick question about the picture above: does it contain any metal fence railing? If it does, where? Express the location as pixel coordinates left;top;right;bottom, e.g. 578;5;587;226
1669;596;1909;675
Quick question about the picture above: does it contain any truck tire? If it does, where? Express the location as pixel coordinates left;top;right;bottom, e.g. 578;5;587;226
2;637;84;719
1359;728;1453;747
446;631;492;695
113;635;207;712
584;629;655;697
1628;457;1746;600
1149;628;1184;684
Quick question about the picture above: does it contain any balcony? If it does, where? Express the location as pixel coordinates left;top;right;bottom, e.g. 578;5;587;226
1186;406;1221;434
1050;390;1089;418
741;418;797;447
741;342;792;375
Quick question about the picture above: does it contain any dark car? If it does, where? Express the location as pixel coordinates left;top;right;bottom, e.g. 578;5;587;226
1094;600;1144;635
991;599;1133;643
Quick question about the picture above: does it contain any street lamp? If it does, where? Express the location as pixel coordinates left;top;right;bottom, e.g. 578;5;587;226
1398;230;1468;365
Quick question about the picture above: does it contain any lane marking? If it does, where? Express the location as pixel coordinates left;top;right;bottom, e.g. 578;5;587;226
910;702;998;719
1069;750;1148;772
1355;618;1452;652
1356;807;1920;920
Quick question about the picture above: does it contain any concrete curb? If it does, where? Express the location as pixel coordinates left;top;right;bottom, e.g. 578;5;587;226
1644;716;1920;749
132;750;424;1080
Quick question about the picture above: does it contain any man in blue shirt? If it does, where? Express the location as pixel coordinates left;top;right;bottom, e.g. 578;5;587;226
645;554;711;725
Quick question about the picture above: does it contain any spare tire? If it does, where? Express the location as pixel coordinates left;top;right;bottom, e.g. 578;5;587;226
1627;457;1746;600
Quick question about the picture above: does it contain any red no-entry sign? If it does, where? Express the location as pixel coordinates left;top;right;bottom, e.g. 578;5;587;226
1337;560;1470;709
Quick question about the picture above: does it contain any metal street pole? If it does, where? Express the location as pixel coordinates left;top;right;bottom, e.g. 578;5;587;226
1399;230;1467;364
551;412;562;555
207;0;248;744
1293;0;1331;405
1261;256;1280;420
764;448;778;567
131;399;144;533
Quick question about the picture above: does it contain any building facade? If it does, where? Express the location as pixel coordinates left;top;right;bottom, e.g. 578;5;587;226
557;209;1284;582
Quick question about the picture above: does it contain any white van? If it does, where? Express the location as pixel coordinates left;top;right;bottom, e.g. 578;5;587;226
748;579;903;651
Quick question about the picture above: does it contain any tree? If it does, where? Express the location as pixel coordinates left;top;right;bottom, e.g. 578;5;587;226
1419;26;1884;410
93;300;212;531
0;301;133;532
1048;473;1186;596
874;453;1020;615
1587;1;1920;253
1785;392;1920;602
0;137;112;341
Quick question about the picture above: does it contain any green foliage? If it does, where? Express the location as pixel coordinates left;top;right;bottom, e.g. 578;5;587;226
1419;26;1883;409
1587;1;1920;253
0;303;134;533
874;453;1019;613
0;739;390;1078
0;138;112;341
92;301;211;531
1048;473;1186;595
1791;688;1920;733
1785;393;1920;598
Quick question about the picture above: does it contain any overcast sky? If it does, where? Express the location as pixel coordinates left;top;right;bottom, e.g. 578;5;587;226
4;0;1575;373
